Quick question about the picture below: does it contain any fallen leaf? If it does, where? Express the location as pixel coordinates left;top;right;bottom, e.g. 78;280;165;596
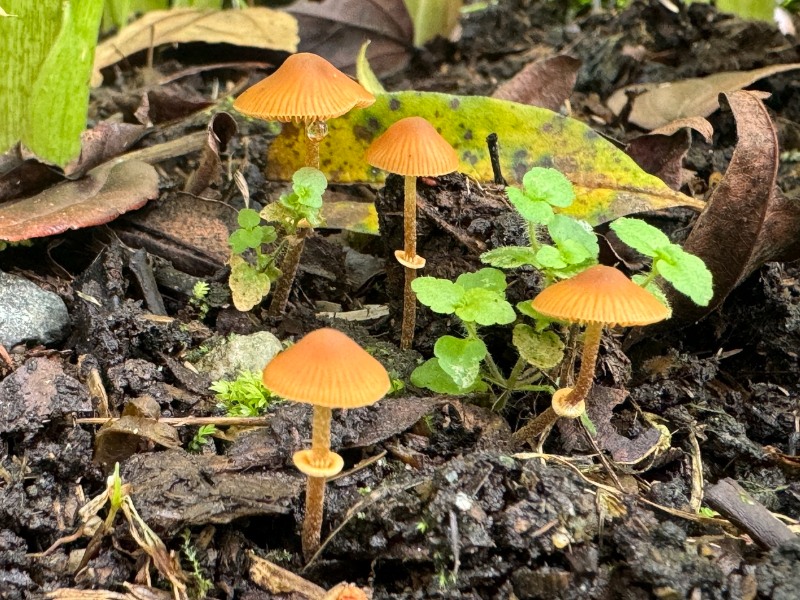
626;118;711;191
267;91;704;225
561;386;665;465
625;129;692;191
607;63;800;130
0;160;159;242
288;0;412;77
94;415;181;468
492;55;581;112
65;121;147;178
184;112;238;195
137;86;214;125
669;90;800;322
92;7;299;86
321;200;379;234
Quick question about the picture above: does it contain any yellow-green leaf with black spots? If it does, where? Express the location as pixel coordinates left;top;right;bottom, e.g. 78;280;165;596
266;91;704;226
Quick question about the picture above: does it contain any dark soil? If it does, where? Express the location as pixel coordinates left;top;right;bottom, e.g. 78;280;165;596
1;1;799;599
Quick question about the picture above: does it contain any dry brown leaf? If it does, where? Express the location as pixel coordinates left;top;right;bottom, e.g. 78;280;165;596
289;0;413;76
92;8;299;86
492;55;581;111
0;160;159;242
94;415;182;468
607;63;800;130
650;117;713;142
669;90;800;322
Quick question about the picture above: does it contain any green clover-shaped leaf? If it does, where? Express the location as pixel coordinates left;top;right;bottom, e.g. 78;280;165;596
412;277;464;314
610;217;671;257
522;167;575;208
512;324;565;370
456;288;516;325
456;267;507;293
480;246;539;268
434;336;487;389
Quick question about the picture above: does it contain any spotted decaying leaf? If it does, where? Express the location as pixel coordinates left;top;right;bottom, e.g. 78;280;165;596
267;91;704;226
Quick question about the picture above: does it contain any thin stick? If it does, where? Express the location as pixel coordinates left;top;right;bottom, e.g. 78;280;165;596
75;416;271;427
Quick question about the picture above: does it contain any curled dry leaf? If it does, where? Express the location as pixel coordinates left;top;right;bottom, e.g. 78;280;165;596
668;90;800;323
183;112;238;195
92;8;299;86
607;63;800;130
94;415;182;469
0;160;159;242
560;386;665;466
492;55;581;112
289;0;413;76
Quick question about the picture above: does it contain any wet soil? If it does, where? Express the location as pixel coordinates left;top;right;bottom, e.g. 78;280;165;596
1;1;799;599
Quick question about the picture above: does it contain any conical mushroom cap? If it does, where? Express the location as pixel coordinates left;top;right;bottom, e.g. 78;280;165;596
532;265;670;327
262;328;390;408
365;116;459;176
234;53;375;123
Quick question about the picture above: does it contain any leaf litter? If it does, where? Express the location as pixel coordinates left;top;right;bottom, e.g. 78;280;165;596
2;1;800;598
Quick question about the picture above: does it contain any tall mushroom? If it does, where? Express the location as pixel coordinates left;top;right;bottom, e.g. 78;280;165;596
234;52;375;169
514;265;669;444
365;116;459;350
234;53;375;315
262;328;390;560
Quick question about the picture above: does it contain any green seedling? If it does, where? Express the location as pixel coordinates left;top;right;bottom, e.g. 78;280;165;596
481;167;598;284
262;166;327;315
227;167;327;313
187;424;217;453
210;371;275;417
180;529;214;599
610;217;713;306
410;267;556;404
227;207;281;312
189;280;211;319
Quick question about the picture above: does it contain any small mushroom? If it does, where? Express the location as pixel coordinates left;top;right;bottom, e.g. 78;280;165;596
365;116;459;349
234;52;375;169
262;328;390;560
532;264;670;418
233;53;375;316
322;582;369;600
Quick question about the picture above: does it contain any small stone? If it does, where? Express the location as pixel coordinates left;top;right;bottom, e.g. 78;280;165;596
192;331;283;381
0;270;70;347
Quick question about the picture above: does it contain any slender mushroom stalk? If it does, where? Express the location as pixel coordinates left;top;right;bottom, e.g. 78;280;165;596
365;117;459;349
262;328;390;561
552;322;603;418
233;53;374;315
305;120;328;170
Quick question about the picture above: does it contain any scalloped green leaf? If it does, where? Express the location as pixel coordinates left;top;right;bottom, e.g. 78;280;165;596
480;246;539;269
512;324;565;370
434;336;487;389
455;267;507;293
410;358;487;395
456;288;516;326
411;277;464;314
267;91;705;225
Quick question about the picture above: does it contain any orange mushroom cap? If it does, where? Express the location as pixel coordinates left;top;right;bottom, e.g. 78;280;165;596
323;583;368;600
233;53;375;123
365;116;459;177
262;328;390;409
532;265;670;327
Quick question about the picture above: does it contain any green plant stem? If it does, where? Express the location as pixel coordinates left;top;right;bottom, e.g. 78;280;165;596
528;223;541;252
493;356;527;411
638;268;659;289
267;229;308;316
400;175;420;350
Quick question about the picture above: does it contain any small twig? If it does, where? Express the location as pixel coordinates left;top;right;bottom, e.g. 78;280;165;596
705;478;795;549
687;428;704;513
415;195;487;253
75;416;271;427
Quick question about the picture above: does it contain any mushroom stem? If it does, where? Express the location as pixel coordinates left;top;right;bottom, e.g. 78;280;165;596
302;404;333;559
305;120;328;169
563;322;603;415
400;175;418;350
310;405;333;464
302;475;326;559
